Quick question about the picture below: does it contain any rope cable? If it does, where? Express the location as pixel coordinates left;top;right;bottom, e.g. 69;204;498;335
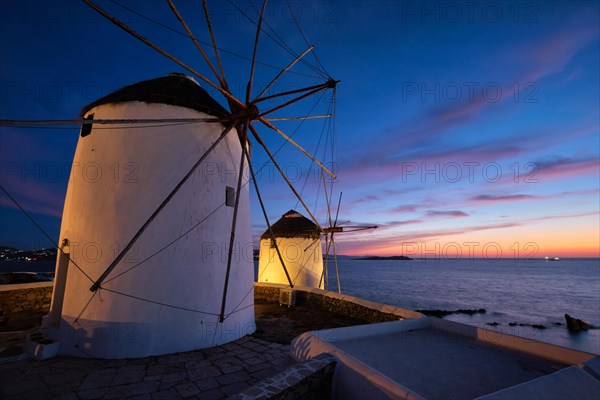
0;183;95;284
107;0;320;79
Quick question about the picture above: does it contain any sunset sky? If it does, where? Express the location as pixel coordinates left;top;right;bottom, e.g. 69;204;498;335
1;0;598;258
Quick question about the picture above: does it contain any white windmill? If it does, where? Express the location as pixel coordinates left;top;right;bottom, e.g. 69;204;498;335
0;1;340;358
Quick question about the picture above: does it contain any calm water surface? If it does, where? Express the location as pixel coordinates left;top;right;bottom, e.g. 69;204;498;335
329;258;600;354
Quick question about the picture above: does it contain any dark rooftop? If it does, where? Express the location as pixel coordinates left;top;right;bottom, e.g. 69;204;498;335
79;73;229;118
260;210;321;240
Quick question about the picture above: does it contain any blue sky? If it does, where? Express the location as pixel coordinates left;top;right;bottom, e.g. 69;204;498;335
1;1;598;257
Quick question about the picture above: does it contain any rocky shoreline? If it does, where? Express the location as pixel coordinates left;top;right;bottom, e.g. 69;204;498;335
416;308;596;333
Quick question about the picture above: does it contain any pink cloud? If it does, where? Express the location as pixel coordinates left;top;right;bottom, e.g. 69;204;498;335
336;222;521;255
426;210;468;218
525;157;599;181
471;194;536;203
0;182;64;218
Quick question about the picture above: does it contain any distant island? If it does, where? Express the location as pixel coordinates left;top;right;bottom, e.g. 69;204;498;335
356;255;413;261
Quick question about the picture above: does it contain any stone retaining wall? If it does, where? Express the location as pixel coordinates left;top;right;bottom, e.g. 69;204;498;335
231;353;336;400
254;282;424;323
1;282;422;322
0;282;53;314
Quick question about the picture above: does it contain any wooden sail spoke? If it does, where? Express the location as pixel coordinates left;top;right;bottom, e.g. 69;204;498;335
82;0;244;110
322;169;334;228
331;234;341;294
246;0;268;104
249;125;324;232
202;0;230;93
90;122;237;292
264;114;331;121
166;0;223;87
243;141;294;287
257;117;336;179
254;80;337;104
219;124;249;322
253;46;314;102
258;85;333;118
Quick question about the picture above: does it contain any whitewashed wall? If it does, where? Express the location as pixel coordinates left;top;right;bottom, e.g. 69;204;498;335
258;236;323;288
47;101;254;358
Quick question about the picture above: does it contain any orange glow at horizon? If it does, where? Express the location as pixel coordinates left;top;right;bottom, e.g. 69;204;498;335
336;215;600;258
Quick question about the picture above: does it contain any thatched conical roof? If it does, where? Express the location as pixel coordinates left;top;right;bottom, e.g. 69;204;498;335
79;73;229;118
261;210;321;239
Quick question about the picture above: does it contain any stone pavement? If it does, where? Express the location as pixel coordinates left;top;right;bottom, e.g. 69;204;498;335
0;336;295;400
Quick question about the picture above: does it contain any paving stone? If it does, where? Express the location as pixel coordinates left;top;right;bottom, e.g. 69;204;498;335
219;364;244;374
212;355;239;365
97;359;128;368
195;388;226;400
128;359;149;366
193;377;219;391
104;381;160;399
79;368;118;391
157;354;189;365
77;387;110;400
221;343;241;351
234;336;254;344
49;381;82;396
243;357;267;366
250;368;277;381
220;381;250;396
123;394;152;400
187;366;221;380
22;389;52;400
241;387;263;397
0;369;26;387
50;358;96;371
112;366;146;385
175;382;200;397
164;363;186;374
226;348;251;358
272;357;294;366
185;359;211;370
52;393;79;400
201;347;226;357
41;369;87;387
245;362;272;373
239;341;268;352
0;359;29;372
151;389;180;400
2;376;48;395
216;370;250;385
146;365;165;377
235;350;258;360
161;371;188;383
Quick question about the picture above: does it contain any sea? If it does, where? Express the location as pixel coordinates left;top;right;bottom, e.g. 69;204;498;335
323;257;600;355
3;257;599;354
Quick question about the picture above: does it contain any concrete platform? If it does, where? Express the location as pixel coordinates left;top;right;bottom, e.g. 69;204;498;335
292;317;600;399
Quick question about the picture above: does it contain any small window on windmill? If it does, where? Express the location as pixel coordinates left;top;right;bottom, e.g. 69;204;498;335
225;186;235;207
81;114;94;137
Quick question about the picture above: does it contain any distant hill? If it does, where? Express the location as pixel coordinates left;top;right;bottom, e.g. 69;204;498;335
355;255;413;261
0;247;57;261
